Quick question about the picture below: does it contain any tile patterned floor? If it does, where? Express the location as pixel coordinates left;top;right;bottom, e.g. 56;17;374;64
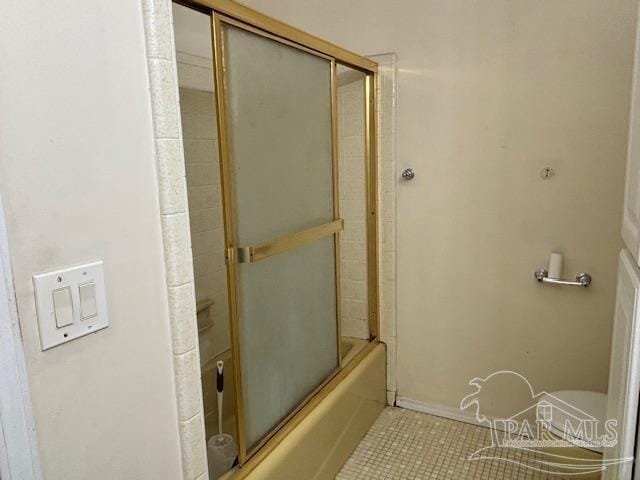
336;407;568;480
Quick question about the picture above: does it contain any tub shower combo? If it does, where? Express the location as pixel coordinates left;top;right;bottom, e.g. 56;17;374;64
173;1;384;477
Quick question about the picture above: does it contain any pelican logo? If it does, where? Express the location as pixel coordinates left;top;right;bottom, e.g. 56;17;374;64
460;371;632;476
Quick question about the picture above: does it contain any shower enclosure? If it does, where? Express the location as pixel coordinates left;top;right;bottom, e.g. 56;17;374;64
173;0;379;467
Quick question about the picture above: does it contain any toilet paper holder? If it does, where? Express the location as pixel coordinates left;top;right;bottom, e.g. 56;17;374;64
534;268;592;288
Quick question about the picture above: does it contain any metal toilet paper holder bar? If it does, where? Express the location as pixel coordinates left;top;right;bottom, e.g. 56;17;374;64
534;268;592;288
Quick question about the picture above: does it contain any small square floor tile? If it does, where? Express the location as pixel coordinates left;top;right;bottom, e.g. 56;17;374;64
336;407;569;480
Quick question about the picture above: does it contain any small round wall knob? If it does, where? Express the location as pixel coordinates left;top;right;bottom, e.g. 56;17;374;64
401;168;416;181
576;272;592;287
535;268;548;282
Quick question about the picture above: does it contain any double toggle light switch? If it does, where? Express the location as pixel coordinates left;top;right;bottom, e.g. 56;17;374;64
33;260;109;350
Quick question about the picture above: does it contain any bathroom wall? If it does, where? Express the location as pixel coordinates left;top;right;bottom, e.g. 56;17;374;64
244;0;638;418
174;3;235;445
0;1;182;480
338;67;370;340
177;76;230;363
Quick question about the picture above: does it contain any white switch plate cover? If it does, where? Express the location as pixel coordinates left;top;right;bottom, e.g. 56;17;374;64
33;260;108;350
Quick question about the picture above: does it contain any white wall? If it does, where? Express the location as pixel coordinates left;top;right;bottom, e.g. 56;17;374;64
0;2;182;479
243;0;638;417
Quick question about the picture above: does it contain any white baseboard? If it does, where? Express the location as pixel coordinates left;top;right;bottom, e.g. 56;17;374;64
395;396;490;429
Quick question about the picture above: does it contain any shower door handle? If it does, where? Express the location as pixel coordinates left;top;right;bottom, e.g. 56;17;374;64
227;219;344;264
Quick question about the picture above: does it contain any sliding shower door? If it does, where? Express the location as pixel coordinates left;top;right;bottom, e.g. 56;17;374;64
212;16;342;455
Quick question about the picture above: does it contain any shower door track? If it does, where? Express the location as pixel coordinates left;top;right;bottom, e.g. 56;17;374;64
178;0;380;472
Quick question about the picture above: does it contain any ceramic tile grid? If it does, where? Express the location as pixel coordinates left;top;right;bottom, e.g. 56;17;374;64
370;53;398;407
337;66;370;341
336;408;567;480
179;85;231;365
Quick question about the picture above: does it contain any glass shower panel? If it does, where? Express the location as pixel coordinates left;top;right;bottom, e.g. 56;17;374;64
223;23;334;246
237;237;338;447
221;22;339;448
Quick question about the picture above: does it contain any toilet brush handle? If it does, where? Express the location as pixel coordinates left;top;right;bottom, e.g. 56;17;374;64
217;361;224;437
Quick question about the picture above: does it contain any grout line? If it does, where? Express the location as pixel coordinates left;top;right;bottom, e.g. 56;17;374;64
174;345;197;357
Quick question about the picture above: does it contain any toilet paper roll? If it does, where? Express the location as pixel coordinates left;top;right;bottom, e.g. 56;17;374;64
548;253;563;279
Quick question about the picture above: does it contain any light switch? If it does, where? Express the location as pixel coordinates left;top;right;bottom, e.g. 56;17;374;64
33;260;109;350
52;287;74;328
79;282;97;319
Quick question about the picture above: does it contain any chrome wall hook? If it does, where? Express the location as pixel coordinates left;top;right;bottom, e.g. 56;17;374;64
401;168;415;181
534;268;592;288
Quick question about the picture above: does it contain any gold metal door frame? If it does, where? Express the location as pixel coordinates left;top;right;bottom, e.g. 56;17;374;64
183;0;379;469
178;0;377;72
330;59;343;370
365;74;379;340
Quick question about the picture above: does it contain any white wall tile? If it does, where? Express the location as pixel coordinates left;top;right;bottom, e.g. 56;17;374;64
142;0;174;60
179;413;208;479
178;85;230;366
148;58;181;139
168;282;198;355
156;138;188;214
161;213;194;286
372;54;398;405
142;2;208;478
175;348;203;421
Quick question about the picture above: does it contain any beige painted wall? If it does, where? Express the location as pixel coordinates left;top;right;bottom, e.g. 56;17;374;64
244;0;638;417
0;2;182;479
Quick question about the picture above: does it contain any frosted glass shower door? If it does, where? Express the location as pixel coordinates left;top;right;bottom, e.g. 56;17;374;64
215;18;340;451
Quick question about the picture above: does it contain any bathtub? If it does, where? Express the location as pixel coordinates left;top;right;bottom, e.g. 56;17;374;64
219;342;386;480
